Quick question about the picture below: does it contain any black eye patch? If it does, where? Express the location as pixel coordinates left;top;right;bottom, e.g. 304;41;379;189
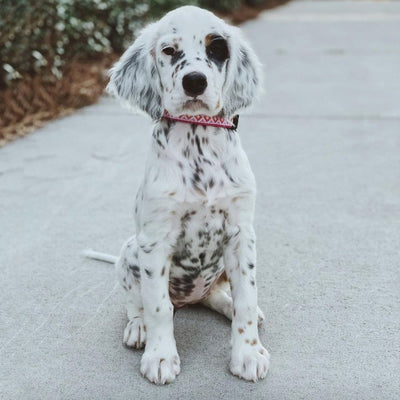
205;34;229;66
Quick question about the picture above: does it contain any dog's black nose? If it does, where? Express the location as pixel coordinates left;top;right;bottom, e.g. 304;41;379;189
182;72;207;97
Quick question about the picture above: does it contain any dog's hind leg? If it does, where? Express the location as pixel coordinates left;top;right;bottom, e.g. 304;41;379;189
201;272;233;320
201;271;265;325
116;235;147;349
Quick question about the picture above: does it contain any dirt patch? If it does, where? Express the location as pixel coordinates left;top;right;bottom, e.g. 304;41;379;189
0;56;115;147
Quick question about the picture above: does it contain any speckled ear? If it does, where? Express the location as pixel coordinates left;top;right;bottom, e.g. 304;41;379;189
107;23;163;120
223;27;262;116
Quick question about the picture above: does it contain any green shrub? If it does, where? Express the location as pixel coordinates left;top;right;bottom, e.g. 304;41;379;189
199;0;241;12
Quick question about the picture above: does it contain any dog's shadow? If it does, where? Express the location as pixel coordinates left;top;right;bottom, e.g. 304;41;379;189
173;304;231;357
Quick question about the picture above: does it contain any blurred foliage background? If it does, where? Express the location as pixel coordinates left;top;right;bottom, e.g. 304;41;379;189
0;0;283;144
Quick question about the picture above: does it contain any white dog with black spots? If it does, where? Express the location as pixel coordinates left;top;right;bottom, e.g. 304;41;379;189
86;5;270;385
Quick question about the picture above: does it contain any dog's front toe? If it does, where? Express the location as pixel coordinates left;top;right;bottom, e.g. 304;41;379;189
257;307;265;326
123;318;146;348
230;345;270;382
140;350;181;385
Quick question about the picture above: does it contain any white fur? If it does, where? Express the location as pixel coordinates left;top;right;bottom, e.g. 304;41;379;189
101;6;270;384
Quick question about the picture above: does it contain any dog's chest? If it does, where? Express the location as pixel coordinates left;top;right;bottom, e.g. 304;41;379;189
150;122;249;204
142;122;255;307
169;204;234;307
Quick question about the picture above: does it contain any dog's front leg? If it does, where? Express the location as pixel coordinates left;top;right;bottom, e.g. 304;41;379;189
137;232;180;385
224;224;270;381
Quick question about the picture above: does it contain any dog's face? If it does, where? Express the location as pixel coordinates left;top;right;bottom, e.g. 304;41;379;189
155;27;229;116
108;6;261;119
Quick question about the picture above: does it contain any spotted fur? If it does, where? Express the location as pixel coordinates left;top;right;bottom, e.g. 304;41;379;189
107;6;269;385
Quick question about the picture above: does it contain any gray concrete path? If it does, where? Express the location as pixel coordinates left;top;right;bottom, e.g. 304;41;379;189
1;1;399;399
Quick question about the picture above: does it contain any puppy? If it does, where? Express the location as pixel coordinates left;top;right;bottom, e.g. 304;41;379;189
103;5;269;384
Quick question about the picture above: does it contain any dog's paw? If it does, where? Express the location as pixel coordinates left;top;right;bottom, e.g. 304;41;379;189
257;307;265;326
230;344;270;382
123;318;146;348
140;349;181;385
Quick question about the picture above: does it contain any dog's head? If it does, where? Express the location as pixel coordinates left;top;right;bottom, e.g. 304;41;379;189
107;6;261;120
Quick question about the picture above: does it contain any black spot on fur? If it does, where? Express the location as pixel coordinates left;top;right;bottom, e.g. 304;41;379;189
129;265;140;279
194;135;203;155
145;269;153;278
171;50;184;66
179;60;187;70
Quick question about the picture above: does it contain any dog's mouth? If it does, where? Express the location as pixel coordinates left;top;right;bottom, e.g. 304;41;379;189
183;99;209;112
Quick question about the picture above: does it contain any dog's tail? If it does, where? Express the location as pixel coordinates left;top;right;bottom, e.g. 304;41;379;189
83;249;118;264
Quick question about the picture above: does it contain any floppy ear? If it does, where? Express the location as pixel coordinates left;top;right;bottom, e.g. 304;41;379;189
107;23;162;120
222;27;262;117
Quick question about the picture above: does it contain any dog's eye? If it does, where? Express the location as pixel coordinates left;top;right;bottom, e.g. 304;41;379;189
162;47;176;56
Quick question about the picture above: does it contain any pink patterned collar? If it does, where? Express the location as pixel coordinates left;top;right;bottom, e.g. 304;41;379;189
162;110;238;130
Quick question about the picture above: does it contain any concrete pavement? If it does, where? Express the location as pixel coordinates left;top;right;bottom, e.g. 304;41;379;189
1;1;399;399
